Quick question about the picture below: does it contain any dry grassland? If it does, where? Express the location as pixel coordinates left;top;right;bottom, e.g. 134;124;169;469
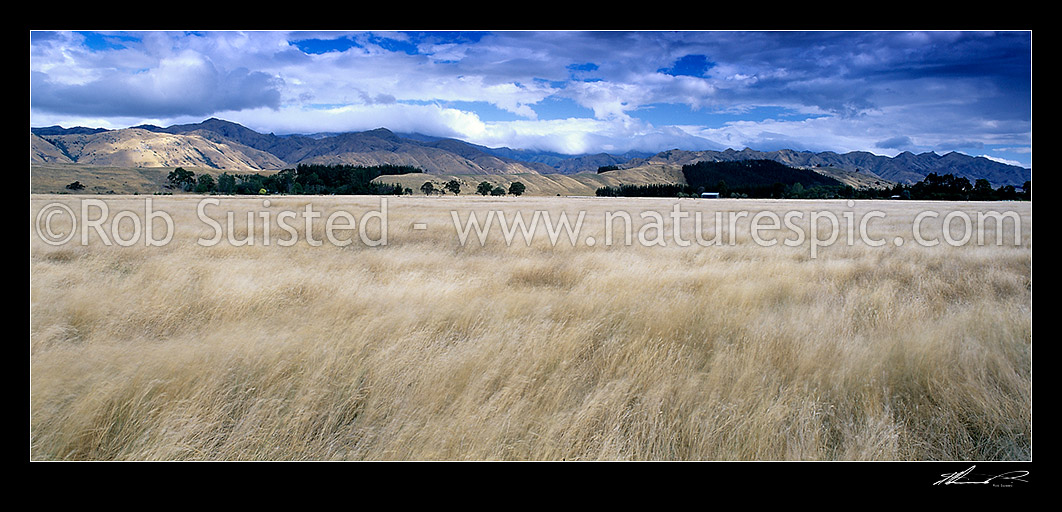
29;194;1032;461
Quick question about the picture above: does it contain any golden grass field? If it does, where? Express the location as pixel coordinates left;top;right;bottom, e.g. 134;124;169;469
29;193;1032;461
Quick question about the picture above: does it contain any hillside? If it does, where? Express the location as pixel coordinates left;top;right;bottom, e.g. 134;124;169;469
31;133;72;164
811;166;892;189
626;148;1030;188
31;118;1031;190
133;119;548;175
682;159;843;193
373;165;688;197
31;128;287;171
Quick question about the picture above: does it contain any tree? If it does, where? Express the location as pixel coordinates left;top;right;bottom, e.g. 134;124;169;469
490;186;506;196
65;181;85;191
445;179;462;195
217;172;236;194
167;167;196;191
194;173;216;193
477;181;493;196
508;181;526;196
421;181;436;195
301;172;324;194
996;184;1017;200
273;168;297;194
972;178;994;200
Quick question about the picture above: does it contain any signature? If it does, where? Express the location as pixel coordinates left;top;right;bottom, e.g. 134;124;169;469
934;465;1030;486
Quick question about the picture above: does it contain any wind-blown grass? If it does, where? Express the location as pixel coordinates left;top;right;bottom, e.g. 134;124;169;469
29;195;1032;460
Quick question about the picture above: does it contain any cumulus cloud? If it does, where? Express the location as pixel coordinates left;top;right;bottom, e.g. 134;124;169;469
224;103;488;141
223;103;720;156
463;117;722;155
29;30;1032;165
31;42;283;118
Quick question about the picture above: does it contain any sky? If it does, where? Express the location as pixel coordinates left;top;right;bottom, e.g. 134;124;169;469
29;30;1033;168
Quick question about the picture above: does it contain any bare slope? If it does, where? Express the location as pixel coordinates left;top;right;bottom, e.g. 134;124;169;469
373;164;687;196
32;128;287;171
31;133;73;164
32;121;549;176
285;130;547;175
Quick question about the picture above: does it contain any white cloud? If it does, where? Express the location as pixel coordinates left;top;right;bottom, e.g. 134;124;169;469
221;103;724;156
694;115;897;155
29;30;1031;166
979;155;1025;167
224;103;488;140
448;116;722;155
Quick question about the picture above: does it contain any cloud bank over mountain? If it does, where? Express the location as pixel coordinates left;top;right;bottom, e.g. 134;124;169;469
30;30;1032;167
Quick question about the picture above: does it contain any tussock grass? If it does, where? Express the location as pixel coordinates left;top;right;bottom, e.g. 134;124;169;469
29;195;1032;460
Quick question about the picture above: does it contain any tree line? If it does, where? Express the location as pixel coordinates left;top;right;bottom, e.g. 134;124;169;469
165;164;422;195
418;180;526;196
887;173;1030;201
162;164;530;197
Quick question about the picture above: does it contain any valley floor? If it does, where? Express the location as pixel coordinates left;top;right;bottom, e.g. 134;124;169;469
29;195;1032;461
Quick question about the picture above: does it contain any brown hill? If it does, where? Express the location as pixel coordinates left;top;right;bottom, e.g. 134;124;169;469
33;119;550;176
32;128;286;171
279;129;546;174
31;118;1030;190
31;133;72;164
373;164;688;197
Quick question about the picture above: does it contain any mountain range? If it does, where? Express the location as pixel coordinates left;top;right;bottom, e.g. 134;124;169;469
30;118;1031;187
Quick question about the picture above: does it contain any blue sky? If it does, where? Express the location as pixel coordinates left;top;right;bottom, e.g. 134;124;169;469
30;30;1032;167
